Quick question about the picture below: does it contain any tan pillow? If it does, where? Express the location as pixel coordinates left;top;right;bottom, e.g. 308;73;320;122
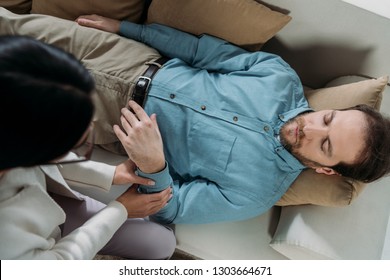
277;169;367;207
277;75;389;206
30;0;144;22
305;75;387;111
147;0;291;51
0;0;32;14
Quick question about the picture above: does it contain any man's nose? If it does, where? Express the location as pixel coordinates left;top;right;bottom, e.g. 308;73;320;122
303;124;328;140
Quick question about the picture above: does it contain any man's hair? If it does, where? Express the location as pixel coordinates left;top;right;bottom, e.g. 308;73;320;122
0;35;95;170
332;104;390;183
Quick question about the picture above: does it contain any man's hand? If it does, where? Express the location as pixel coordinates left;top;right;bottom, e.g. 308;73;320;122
116;185;172;218
113;101;166;174
113;159;155;186
76;14;120;34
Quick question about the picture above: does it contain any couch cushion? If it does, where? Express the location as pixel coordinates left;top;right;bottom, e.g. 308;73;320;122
147;0;291;51
31;0;145;22
277;75;388;207
1;0;32;14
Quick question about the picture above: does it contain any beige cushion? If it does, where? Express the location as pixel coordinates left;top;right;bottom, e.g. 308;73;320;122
305;75;387;111
277;75;389;207
1;0;32;14
30;0;144;22
147;0;291;51
277;169;366;207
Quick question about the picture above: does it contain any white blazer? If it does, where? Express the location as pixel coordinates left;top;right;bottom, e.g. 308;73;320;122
0;159;127;259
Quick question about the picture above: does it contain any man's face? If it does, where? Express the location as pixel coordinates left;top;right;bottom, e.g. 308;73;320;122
280;109;367;174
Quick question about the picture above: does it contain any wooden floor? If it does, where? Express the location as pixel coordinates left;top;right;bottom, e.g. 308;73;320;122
94;248;199;260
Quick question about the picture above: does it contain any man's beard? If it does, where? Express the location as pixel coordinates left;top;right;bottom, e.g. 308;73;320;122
279;114;321;168
279;115;305;151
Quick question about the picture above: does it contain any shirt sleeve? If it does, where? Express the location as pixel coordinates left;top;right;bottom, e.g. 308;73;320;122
136;162;172;194
131;163;265;225
129;152;262;223
119;22;282;74
153;178;262;224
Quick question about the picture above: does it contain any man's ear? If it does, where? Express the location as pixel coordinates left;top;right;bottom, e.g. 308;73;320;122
314;167;340;176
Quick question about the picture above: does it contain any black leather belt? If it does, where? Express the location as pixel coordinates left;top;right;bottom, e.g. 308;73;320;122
132;57;169;107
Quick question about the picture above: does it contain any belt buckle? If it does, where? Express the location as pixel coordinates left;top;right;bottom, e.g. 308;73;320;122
137;75;152;93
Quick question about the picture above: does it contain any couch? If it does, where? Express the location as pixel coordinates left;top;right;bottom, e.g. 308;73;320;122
1;0;389;259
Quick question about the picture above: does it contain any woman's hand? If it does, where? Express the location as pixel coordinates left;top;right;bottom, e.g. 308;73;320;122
116;185;172;218
113;159;155;186
76;14;120;34
113;101;166;174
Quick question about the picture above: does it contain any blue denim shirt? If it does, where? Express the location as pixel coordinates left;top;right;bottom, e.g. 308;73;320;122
120;23;311;224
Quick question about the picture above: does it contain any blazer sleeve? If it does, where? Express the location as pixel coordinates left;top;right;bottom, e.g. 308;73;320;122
58;153;116;192
50;201;127;259
0;170;127;259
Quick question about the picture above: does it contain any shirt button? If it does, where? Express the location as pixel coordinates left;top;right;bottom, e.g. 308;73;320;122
264;126;270;132
279;114;284;120
201;105;206;110
170;93;176;99
233;116;238;122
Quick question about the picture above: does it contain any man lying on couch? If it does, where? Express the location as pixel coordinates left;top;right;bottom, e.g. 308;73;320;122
1;9;389;225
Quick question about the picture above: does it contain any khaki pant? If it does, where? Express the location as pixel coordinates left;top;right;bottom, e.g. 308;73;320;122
0;7;161;152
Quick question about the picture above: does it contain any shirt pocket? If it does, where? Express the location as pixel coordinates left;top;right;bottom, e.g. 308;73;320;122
188;121;236;175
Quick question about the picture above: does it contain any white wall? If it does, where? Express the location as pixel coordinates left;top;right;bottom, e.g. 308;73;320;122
342;0;390;20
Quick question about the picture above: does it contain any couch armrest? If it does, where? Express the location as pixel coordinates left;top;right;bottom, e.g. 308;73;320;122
270;180;390;259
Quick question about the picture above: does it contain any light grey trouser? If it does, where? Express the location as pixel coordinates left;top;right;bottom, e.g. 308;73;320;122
53;193;176;260
0;7;161;153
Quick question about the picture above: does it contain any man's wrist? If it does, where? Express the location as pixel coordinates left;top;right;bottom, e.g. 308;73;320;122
138;161;166;174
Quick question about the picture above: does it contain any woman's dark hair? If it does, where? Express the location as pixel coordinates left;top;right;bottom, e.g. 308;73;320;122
332;104;390;183
0;35;95;170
